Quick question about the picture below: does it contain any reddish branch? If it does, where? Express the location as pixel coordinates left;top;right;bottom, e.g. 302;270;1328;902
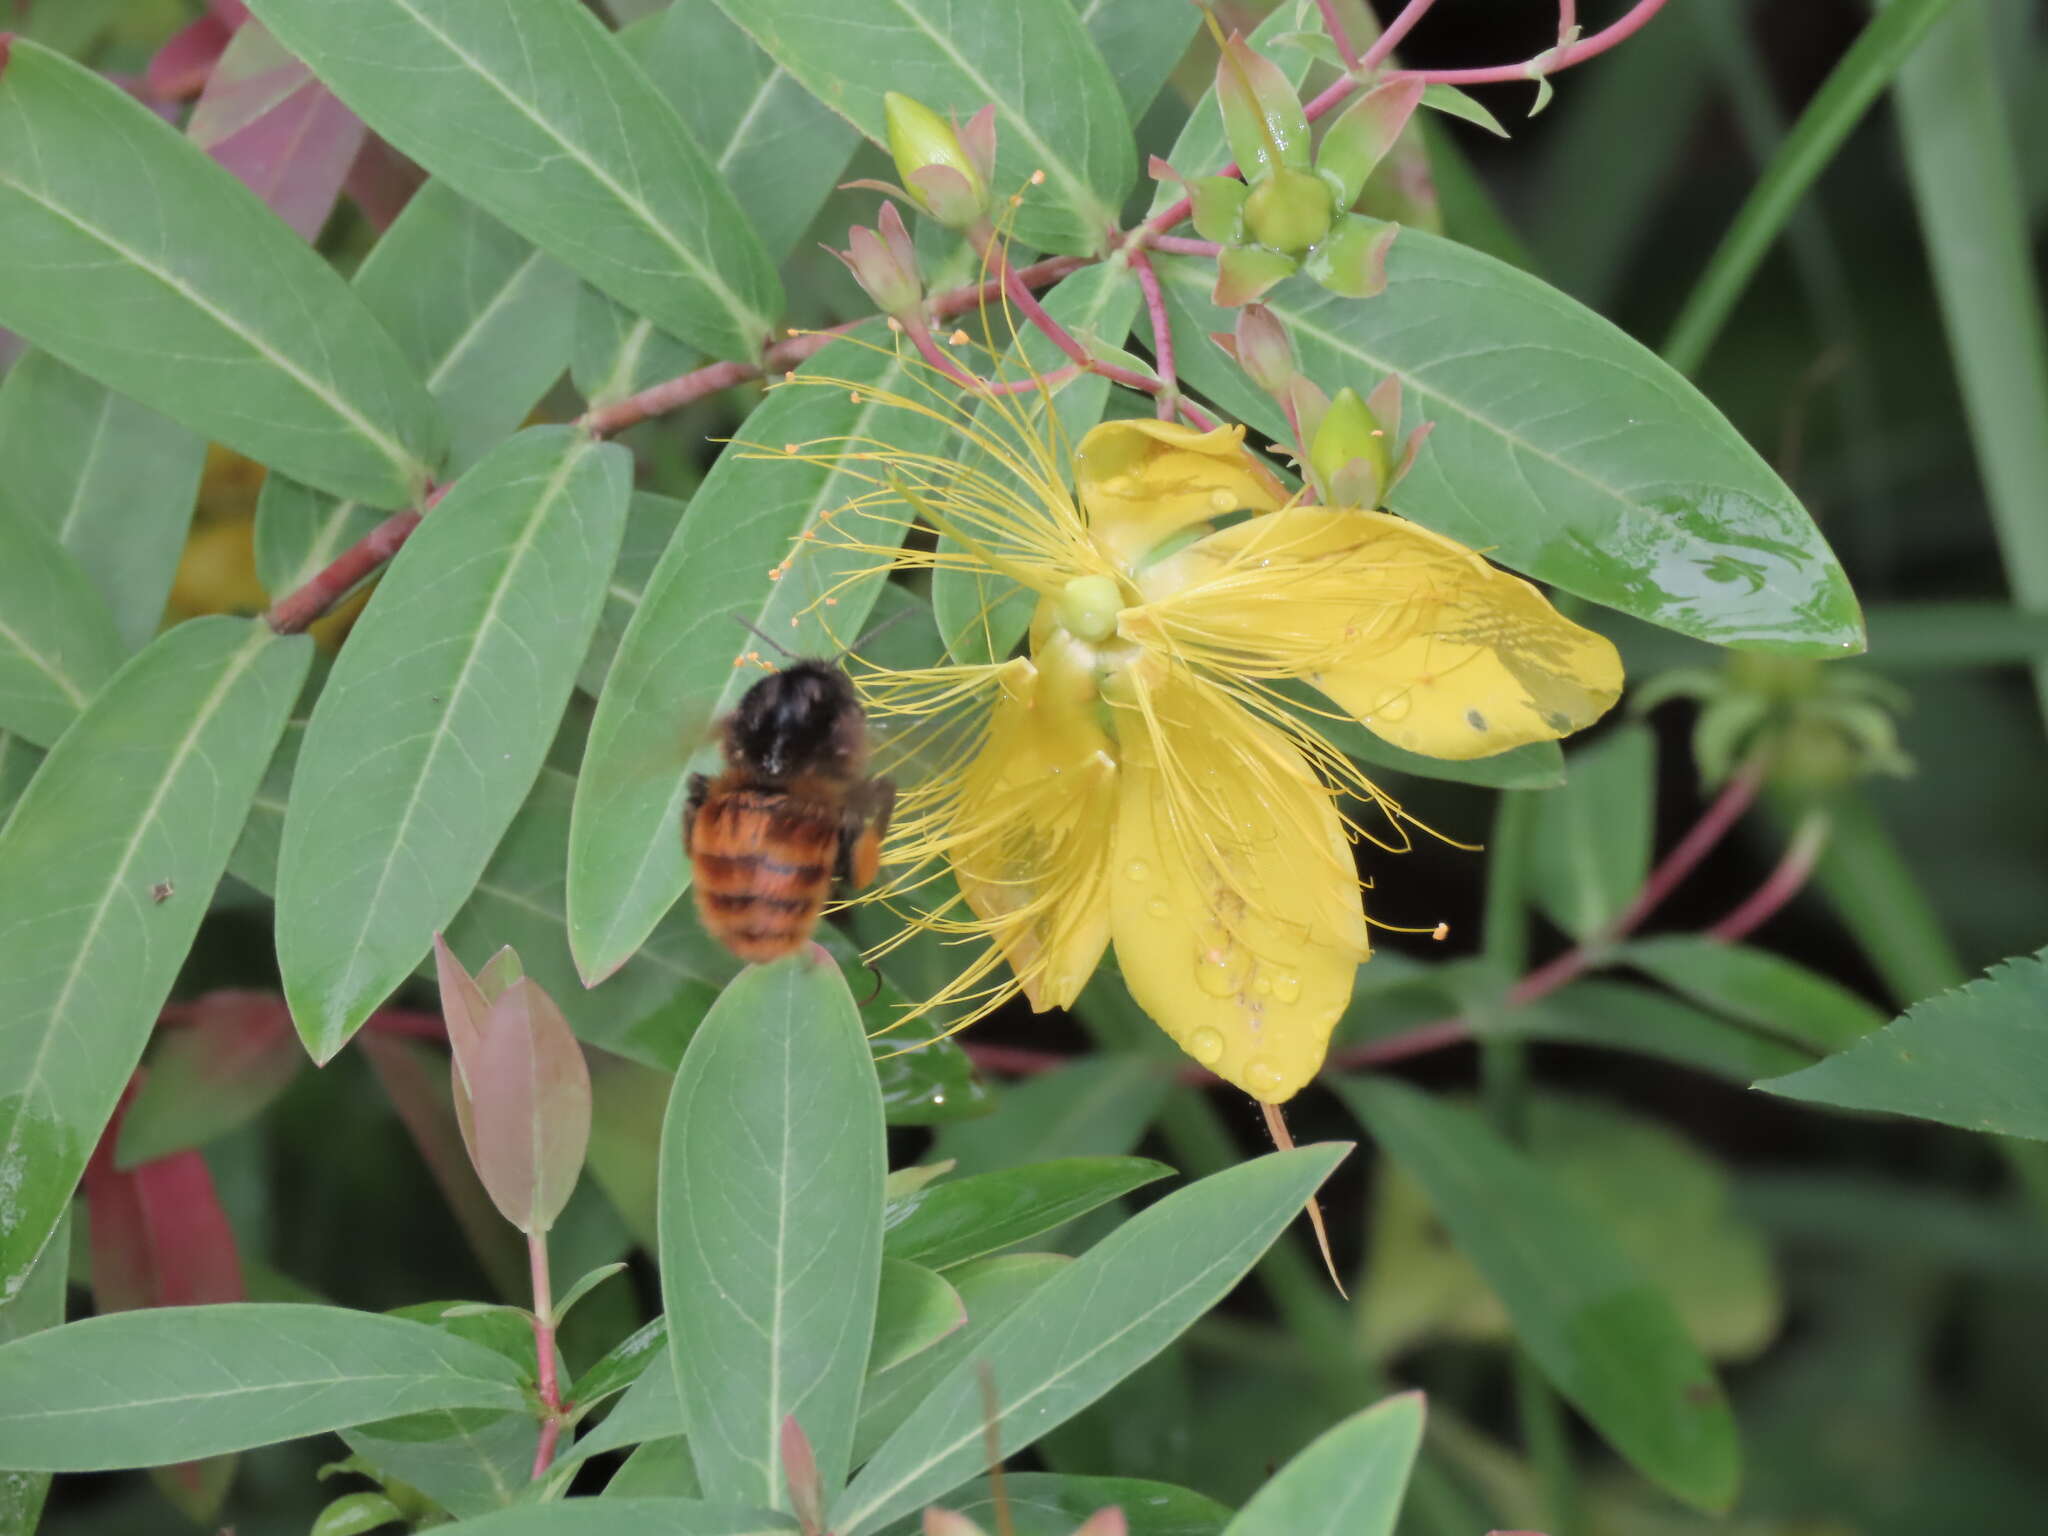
264;504;422;634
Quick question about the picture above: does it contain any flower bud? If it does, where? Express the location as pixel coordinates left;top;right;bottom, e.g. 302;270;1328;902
1216;31;1310;178
834;201;923;317
1244;165;1334;255
1308;386;1393;508
1232;303;1298;394
885;91;988;228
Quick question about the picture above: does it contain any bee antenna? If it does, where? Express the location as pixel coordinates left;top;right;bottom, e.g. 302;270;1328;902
731;616;799;660
860;961;886;1006
839;607;915;664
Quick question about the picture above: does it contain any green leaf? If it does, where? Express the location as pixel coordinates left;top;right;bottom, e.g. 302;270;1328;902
312;1492;405;1536
870;1259;966;1375
1338;1077;1739;1512
0;501;126;747
931;1055;1170;1176
643;5;862;267
893;1474;1230;1536
1073;0;1206;125
115;994;303;1166
0;40;442;507
569;326;946;984
883;1156;1173;1270
1527;723;1655;940
1155;246;1865;654
0;1209;66;1534
660;955;886;1508
581;492;689;695
249;0;782;363
570;1316;669;1422
1223;1392;1423;1536
1865;600;2048;669
0;617;309;1299
1661;0;1965;375
1505;979;1811;1083
833;1144;1348;1536
0;351;205;651
1759;944;2048;1137
932;262;1144;664
851;1253;1067;1465
337;1499;796;1535
1623;934;1886;1054
0;1304;527;1469
713;0;1133;256
255;183;574;599
606;1438;704;1499
1420;84;1509;138
277;427;629;1061
0;731;43;830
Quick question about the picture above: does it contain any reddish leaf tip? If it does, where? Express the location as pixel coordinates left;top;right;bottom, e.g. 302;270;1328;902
0;34;15;75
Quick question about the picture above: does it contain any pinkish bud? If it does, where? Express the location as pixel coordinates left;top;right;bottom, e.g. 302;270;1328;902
781;1416;825;1536
885;90;990;230
922;1509;988;1536
1233;303;1297;394
834;215;923;318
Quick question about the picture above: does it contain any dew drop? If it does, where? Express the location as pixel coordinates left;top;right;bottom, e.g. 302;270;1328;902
1209;488;1236;512
1271;972;1302;1003
1188;1027;1226;1065
1195;946;1246;998
1252;973;1273;997
1244;1058;1288;1097
1124;860;1151;882
1147;898;1169;918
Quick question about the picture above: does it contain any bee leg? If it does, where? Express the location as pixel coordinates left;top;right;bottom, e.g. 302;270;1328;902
683;773;709;854
838;778;896;888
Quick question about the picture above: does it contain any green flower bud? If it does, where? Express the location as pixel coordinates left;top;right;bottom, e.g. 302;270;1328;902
1057;573;1124;644
885;91;988;227
1308;386;1393;508
1244;165;1334;255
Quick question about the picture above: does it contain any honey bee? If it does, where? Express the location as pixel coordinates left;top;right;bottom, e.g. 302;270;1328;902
685;657;895;963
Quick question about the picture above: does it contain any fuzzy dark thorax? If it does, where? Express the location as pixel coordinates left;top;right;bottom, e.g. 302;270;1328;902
723;660;867;782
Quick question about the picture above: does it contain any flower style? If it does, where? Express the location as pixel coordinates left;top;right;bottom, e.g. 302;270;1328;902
780;345;1621;1104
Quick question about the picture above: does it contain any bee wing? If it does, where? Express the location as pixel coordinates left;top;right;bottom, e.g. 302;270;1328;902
864;685;994;793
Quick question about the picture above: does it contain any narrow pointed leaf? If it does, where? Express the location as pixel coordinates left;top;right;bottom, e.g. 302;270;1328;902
1527;724;1655;940
661;955;886;1509
833;1145;1349;1536
115;992;302;1167
882;1156;1172;1271
1148;8;1310;216
0;39;442;507
1222;1392;1423;1536
1076;0;1205;124
869;1260;966;1376
0;502;126;747
0;351;205;651
1759;944;2048;1137
569;327;946;984
0;1304;527;1469
1156;244;1863;653
897;1474;1228;1536
0;1209;66;1534
376;1501;797;1535
278;427;629;1061
1622;935;1885;1054
0;617;309;1300
711;0;1132;256
1339;1077;1739;1512
248;0;782;363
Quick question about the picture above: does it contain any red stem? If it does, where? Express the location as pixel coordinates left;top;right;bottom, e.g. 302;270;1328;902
528;1230;565;1479
1392;0;1669;84
264;503;424;635
1148;234;1224;257
1707;810;1829;944
1315;0;1363;71
1357;0;1439;73
1127;246;1179;419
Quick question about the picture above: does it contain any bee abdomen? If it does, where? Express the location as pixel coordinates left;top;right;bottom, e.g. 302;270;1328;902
690;795;839;962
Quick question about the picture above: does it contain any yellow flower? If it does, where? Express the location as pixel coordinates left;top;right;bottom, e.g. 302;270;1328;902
776;342;1621;1103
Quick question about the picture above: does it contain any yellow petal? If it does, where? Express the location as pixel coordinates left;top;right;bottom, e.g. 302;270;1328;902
1106;661;1367;1103
1073;418;1284;571
952;633;1118;1010
1131;507;1622;760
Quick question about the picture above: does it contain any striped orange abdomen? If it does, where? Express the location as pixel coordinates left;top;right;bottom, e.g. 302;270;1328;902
690;788;840;962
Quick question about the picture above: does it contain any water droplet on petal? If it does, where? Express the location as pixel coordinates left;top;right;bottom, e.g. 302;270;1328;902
1271;972;1302;1003
1195;949;1241;998
1124;860;1151;882
1188;1027;1226;1065
1253;973;1273;997
1245;1058;1288;1098
1209;488;1236;512
1147;898;1169;918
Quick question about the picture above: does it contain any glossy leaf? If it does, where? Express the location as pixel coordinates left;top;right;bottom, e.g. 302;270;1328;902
1339;1077;1739;1512
933;262;1145;665
883;1156;1173;1270
278;427;629;1060
384;1502;796;1535
1156;249;1865;654
606;1437;704;1499
0;1209;66;1535
660;955;885;1508
0;40;442;507
1759;944;2048;1137
249;0;782;363
1223;1392;1423;1536
1506;979;1811;1084
898;1474;1229;1536
0;351;205;651
256;180;577;598
713;0;1133;256
0;1304;527;1469
0;501;125;747
870;1259;966;1375
115;992;303;1167
1148;7;1309;214
570;1316;668;1423
569;327;947;983
1527;724;1655;939
852;1253;1068;1465
582;492;689;695
833;1145;1348;1536
1623;935;1886;1053
0;618;309;1300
